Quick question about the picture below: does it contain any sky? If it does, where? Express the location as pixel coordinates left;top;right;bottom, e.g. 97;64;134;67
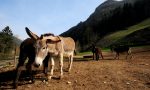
0;0;106;40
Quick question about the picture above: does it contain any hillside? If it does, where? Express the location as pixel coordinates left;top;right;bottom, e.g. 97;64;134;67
61;0;150;51
98;18;150;47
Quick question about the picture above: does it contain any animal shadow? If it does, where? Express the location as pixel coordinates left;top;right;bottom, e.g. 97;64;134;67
0;69;39;89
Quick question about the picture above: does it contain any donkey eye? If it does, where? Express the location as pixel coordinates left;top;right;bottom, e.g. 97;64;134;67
42;47;46;49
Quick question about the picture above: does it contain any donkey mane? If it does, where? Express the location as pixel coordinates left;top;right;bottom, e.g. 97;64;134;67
40;33;54;39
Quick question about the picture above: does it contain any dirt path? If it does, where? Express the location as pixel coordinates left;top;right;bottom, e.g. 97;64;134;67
0;51;150;90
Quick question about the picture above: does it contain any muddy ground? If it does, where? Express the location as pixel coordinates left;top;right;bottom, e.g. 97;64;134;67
0;48;150;90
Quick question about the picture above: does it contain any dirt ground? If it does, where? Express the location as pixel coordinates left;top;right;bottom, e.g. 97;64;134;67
0;48;150;90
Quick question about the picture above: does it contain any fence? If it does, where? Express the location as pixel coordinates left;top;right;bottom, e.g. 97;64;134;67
0;45;20;67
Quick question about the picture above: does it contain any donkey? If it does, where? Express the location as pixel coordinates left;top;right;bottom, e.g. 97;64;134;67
25;27;75;80
13;38;50;89
111;45;132;59
91;44;104;60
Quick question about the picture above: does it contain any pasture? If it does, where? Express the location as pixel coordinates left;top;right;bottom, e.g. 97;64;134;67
0;47;150;90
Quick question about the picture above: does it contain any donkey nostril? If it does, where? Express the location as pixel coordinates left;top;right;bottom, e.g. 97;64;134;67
34;64;40;67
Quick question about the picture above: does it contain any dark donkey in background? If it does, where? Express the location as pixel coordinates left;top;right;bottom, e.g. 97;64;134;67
92;44;104;60
111;45;132;59
13;37;51;89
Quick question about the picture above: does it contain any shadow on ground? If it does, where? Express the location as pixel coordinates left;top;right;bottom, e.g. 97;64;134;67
0;69;44;89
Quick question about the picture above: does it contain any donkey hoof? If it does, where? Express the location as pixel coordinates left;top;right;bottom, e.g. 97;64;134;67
68;69;71;73
64;69;69;72
59;75;63;79
29;80;35;83
48;76;52;80
13;83;18;89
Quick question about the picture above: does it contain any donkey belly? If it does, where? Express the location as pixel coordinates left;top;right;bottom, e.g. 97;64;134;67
63;51;74;57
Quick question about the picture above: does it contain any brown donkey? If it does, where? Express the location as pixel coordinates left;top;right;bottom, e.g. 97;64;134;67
13;38;50;89
25;27;75;80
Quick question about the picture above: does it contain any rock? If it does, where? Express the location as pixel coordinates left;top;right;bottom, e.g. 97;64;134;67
75;80;78;83
27;85;32;88
145;64;149;66
28;80;32;83
103;81;107;84
34;81;41;85
126;82;130;85
47;84;51;87
139;63;149;66
75;71;79;74
67;81;71;84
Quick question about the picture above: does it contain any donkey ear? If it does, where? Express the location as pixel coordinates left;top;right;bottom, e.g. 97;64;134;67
25;27;39;40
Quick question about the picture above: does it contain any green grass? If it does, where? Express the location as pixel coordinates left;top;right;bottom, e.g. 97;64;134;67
77;48;111;56
101;48;111;52
77;51;92;56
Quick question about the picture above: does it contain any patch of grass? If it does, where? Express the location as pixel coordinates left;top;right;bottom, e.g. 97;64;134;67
77;51;92;56
101;48;111;52
77;48;111;56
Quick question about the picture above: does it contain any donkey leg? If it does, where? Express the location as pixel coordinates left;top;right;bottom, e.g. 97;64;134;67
13;65;23;89
114;53;119;59
43;55;49;81
13;52;27;89
128;49;133;59
67;56;71;72
48;57;54;80
59;54;63;79
117;53;120;59
93;53;95;60
114;53;117;59
26;63;35;83
126;51;129;59
68;54;73;72
44;55;50;74
100;52;104;59
26;55;36;83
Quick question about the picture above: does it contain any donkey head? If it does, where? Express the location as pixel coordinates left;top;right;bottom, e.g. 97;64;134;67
25;27;61;67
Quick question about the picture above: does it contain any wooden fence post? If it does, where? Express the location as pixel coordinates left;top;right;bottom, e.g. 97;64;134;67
14;44;17;67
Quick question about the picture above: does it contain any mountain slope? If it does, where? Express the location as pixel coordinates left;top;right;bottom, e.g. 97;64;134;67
61;0;150;51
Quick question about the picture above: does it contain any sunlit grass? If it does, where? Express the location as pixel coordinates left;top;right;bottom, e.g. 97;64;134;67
77;51;92;56
76;48;111;56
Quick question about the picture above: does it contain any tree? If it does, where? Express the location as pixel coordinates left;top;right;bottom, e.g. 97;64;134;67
2;26;13;36
0;26;14;53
